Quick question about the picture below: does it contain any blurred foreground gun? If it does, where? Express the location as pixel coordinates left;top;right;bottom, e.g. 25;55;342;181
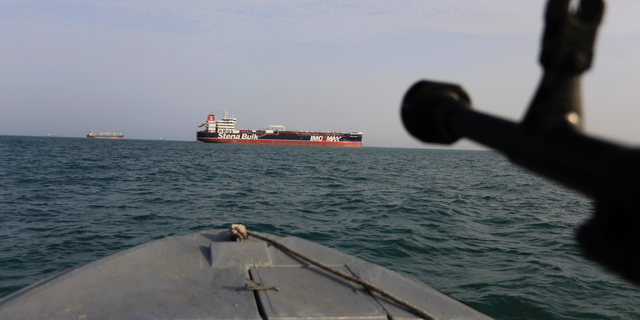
401;0;640;286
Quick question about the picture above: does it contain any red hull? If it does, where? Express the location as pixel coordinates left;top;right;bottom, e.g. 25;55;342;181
197;138;362;148
87;137;124;139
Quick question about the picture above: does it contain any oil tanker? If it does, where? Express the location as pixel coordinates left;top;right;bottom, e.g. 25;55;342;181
196;109;363;148
86;131;124;139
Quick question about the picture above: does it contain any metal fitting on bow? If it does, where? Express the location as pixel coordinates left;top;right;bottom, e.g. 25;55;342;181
230;224;250;242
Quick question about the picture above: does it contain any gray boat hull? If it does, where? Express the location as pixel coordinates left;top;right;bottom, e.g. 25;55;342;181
0;229;491;320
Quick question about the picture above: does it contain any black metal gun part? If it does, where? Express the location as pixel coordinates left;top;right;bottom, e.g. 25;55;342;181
401;0;640;286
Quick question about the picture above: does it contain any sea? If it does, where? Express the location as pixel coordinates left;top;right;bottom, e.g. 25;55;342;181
0;135;638;319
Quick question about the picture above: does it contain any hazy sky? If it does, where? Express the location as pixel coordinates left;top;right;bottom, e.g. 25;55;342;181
2;1;640;149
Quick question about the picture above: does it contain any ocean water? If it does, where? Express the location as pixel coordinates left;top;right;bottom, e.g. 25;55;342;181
0;135;638;319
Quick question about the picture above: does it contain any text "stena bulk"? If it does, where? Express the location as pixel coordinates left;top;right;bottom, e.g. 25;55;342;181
219;133;341;142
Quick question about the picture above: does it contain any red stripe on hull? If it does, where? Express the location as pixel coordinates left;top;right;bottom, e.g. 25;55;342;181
197;138;362;148
87;137;124;139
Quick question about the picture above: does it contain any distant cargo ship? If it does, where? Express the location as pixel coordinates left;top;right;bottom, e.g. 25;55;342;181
196;109;363;148
86;131;124;139
45;134;60;137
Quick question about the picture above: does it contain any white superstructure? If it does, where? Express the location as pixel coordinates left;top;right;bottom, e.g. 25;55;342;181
199;108;239;134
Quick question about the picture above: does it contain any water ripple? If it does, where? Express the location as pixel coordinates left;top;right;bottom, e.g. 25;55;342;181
0;136;638;319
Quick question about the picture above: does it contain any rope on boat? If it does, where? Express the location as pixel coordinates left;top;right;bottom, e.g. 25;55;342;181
229;224;438;320
230;224;249;242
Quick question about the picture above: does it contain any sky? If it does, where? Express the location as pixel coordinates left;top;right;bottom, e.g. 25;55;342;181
2;0;640;149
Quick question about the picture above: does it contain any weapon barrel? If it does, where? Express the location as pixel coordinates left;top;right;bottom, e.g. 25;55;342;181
401;82;640;214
